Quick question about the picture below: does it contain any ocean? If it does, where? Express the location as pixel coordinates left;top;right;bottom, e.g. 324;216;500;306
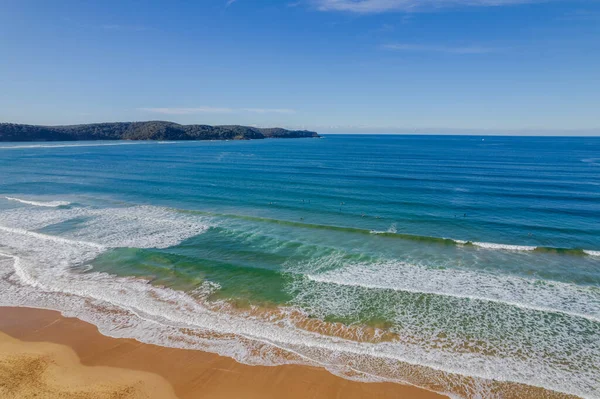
0;135;598;398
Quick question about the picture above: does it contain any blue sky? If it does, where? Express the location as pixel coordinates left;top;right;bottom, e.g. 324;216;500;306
1;0;599;134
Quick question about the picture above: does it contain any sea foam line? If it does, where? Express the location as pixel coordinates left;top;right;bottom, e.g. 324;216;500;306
295;253;600;323
0;252;42;289
208;213;600;258
0;141;177;149
0;225;105;250
306;272;600;323
3;196;71;207
469;241;536;251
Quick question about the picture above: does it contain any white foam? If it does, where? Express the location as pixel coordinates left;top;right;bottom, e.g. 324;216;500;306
1;239;597;399
0;205;210;249
0;142;176;149
470;241;537;251
369;223;397;235
288;265;600;398
0;205;598;399
466;241;600;258
0;206;90;230
0;225;105;250
368;233;589;256
302;258;600;322
471;242;599;257
60;206;211;249
3;196;71;207
367;225;597;258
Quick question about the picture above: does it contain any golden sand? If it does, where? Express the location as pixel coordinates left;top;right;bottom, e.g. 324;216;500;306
0;331;177;399
0;306;446;399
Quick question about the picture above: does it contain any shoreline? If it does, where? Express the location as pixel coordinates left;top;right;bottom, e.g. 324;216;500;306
0;306;447;399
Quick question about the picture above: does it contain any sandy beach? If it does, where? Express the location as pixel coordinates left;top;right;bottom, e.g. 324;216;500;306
0;306;447;399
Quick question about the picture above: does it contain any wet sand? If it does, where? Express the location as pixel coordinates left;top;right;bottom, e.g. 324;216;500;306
0;306;447;399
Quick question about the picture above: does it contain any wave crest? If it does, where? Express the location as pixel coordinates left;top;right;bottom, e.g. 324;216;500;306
3;196;71;207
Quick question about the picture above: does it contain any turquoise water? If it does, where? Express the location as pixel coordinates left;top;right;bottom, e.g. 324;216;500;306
0;136;598;398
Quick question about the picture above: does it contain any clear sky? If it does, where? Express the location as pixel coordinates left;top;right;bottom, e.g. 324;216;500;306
1;0;599;134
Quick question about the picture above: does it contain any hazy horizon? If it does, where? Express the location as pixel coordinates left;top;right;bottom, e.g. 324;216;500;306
2;120;599;136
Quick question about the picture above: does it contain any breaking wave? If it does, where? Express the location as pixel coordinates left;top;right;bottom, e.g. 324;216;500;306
0;204;598;399
190;212;599;258
301;257;600;322
3;196;71;207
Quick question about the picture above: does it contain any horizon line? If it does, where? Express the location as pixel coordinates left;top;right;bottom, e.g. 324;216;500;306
1;120;599;137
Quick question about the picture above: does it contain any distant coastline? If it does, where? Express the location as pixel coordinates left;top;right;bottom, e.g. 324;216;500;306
0;121;319;142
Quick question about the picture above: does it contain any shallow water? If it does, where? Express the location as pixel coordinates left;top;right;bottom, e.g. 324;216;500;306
0;135;598;398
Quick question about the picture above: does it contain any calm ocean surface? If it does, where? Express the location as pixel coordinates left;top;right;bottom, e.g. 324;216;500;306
0;135;598;398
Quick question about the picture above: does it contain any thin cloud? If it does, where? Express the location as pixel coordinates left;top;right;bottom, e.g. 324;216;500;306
139;107;234;115
242;108;296;114
139;107;296;115
382;43;499;54
559;9;600;22
226;0;237;6
313;0;544;13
